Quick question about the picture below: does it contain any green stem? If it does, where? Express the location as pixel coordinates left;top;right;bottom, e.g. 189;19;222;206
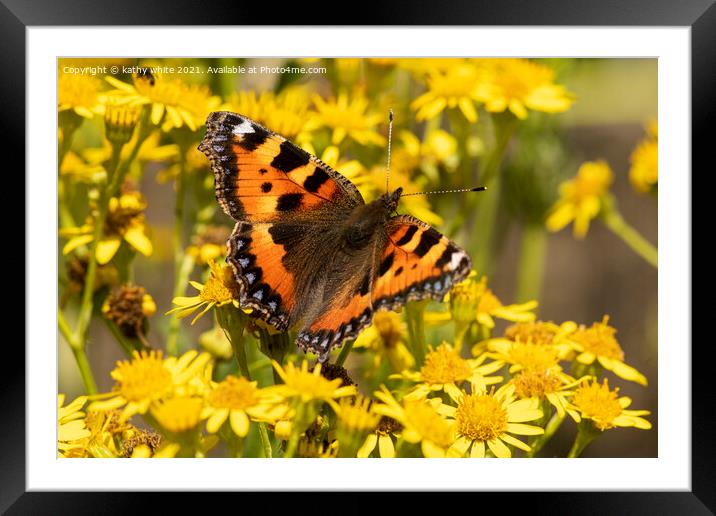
405;302;427;366
102;318;139;357
283;404;305;459
58;310;77;349
335;339;354;367
472;113;517;276
258;423;272;458
527;410;565;457
567;421;602;458
71;346;98;395
602;208;657;268
166;253;195;356
74;141;122;347
515;224;547;304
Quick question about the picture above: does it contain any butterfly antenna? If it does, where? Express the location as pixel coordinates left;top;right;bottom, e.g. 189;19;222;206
401;186;487;197
385;109;394;194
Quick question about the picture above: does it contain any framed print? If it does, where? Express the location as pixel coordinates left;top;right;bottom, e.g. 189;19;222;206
5;0;712;512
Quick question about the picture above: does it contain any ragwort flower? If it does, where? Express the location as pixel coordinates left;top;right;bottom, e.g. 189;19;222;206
311;89;386;146
570;378;651;431
372;387;454;458
166;260;242;325
58;394;91;458
568;316;648;386
629;120;658;194
61;190;153;264
392;342;502;400
357;415;403;458
445;383;544;458
475;58;575;119
411;63;484;122
546;160;613;238
58;73;106;119
353;311;415;372
89;349;211;419
202;375;284;438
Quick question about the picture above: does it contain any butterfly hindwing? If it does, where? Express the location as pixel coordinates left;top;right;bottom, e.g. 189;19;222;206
372;215;471;311
226;221;296;330
199;111;363;222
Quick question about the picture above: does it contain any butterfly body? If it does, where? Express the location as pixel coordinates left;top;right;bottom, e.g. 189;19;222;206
199;111;471;361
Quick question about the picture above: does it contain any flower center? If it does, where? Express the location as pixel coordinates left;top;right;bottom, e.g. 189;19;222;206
572;316;624;361
112;351;172;402
151;397;203;433
420;344;473;385
200;264;238;304
456;393;508;441
403;401;453;448
572;380;622;430
512;369;562;399
505;322;557;346
208;376;259;410
377;416;403;436
104;193;146;236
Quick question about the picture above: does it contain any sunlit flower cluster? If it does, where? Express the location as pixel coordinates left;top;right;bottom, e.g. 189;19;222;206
58;57;654;459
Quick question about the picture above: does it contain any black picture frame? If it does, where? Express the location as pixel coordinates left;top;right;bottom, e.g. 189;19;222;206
5;0;710;512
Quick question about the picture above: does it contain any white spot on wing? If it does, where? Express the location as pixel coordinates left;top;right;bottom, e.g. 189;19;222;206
449;251;466;271
232;120;255;135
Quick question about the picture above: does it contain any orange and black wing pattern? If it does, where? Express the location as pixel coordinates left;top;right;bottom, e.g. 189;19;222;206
371;215;472;311
199;111;363;223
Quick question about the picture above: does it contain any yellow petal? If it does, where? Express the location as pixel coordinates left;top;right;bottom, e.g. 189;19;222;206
230;410;250;437
206;408;229;433
500;433;531;452
487;438;511;458
378;435;396;458
357;434;378;458
470;440;485;458
62;234;95;255
95;237;121;264
124;226;153;256
448;436;471;458
506;423;544;436
421;440;446;458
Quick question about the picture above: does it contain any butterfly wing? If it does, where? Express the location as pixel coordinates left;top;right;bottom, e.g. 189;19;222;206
199;111;363;222
297;215;471;361
371;214;472;311
200;111;367;330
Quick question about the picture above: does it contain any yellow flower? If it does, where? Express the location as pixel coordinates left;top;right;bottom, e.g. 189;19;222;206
629;121;658;194
58;73;106;118
546;160;614;238
571;378;651;431
202;375;284;438
446;274;537;329
186;225;231;265
311;89;386;146
105;72;220;131
223;86;315;142
336;396;380;457
104;99;142;144
60;151;107;183
129;443;181;458
83;409;133;457
265;361;356;413
509;368;582;421
475;58;574;119
486;339;562;373
568;316;648;386
392;342;503;400
58;394;91;458
391;130;460;180
398;58;466;77
166;260;242;324
151;396;204;433
444;383;544;458
501;320;577;357
89;349;211;419
353;312;415;372
372;387;454;458
411;63;483;122
357;415;403;458
61;190;153;264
